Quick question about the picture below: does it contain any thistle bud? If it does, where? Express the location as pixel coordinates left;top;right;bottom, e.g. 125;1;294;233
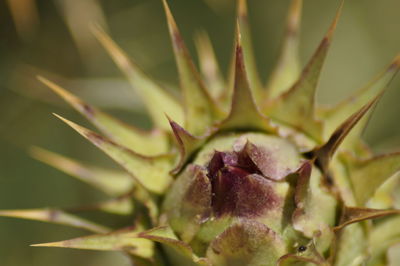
164;133;337;263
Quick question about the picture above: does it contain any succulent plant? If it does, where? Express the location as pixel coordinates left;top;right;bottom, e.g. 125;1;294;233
2;0;400;265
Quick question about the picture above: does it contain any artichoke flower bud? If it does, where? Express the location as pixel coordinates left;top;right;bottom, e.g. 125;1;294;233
163;133;337;263
3;0;400;264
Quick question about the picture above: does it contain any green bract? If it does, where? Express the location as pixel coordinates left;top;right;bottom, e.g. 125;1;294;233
2;0;400;265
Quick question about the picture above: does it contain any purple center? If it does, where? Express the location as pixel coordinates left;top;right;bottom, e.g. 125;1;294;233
206;148;280;218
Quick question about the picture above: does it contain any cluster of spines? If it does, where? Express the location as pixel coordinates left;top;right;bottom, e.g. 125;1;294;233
1;0;400;265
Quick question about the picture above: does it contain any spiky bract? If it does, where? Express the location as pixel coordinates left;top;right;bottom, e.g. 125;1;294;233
2;0;400;265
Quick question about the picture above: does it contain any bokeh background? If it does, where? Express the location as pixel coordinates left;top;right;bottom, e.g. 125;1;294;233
1;0;400;265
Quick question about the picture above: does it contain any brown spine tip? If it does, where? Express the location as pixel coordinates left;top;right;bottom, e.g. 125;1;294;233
234;22;247;83
161;1;183;50
161;0;178;34
53;113;105;146
313;91;383;174
168;117;205;174
168;119;195;150
326;0;344;41
38;76;96;118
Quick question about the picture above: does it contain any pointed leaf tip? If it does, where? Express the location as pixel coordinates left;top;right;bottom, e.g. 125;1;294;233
321;54;400;153
264;0;344;141
219;37;276;133
162;0;221;135
31;227;154;258
161;0;174;23
91;23;184;130
169;120;205;174
335;206;400;231
236;0;263;102
38;77;96;120
325;0;344;41
53;113;101;144
0;209;109;233
312;92;383;175
53;114;173;194
38;77;168;156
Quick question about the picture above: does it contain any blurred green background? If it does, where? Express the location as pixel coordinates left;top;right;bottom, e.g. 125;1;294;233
0;0;399;265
